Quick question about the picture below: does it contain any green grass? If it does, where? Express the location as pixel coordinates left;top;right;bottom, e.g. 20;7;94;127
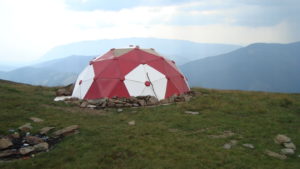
0;79;299;169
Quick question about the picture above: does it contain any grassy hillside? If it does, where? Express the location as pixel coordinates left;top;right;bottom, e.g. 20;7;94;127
0;80;299;169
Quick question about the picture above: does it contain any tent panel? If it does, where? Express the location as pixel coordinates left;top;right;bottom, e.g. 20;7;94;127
94;50;114;61
140;86;156;97
124;80;146;97
119;49;142;63
151;78;167;100
146;59;166;75
169;75;189;93
144;64;166;82
84;81;102;99
109;81;130;98
93;59;114;78
98;60;122;79
95;79;120;97
113;48;133;57
165;80;180;98
125;64;147;82
117;59;140;76
77;79;94;99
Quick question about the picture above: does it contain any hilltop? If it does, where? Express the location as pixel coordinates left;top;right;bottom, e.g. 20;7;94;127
0;80;299;169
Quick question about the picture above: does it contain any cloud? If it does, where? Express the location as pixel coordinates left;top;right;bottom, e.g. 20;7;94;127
0;0;299;64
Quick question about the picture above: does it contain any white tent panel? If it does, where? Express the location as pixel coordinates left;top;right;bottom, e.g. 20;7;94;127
125;64;147;82
151;78;167;100
144;64;166;81
80;79;94;98
72;65;95;99
140;86;156;97
124;80;146;96
78;65;94;81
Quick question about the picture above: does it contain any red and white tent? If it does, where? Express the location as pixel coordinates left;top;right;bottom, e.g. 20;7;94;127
72;46;190;100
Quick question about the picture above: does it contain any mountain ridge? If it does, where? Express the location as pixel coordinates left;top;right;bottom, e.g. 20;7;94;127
180;41;300;93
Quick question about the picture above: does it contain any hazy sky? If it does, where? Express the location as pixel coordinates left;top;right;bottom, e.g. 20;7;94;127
0;0;299;65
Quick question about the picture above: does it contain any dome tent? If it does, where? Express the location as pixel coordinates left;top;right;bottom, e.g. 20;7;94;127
72;46;190;100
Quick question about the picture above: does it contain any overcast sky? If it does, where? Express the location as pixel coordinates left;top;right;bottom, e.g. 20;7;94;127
0;0;299;65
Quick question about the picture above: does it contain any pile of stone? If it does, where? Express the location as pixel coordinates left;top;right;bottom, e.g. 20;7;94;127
265;134;297;160
55;84;75;96
0;119;79;160
59;91;195;109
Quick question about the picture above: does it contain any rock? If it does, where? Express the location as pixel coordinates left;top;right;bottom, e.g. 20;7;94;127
137;100;146;106
159;99;169;104
115;103;123;107
18;123;32;132
29;117;44;123
128;121;135;126
39;127;55;135
132;103;139;107
117;108;123;112
80;101;88;108
147;96;159;105
0;149;17;158
128;96;138;103
265;150;287;160
274;134;291;144
281;148;295;155
183;95;191;102
223;143;232;149
242;143;255;149
184;111;199;115
10;132;20;139
210;131;235;139
25;136;44;145
298;154;300;158
53;125;79;137
230;140;238;145
0;138;13;149
223;140;238;149
19;146;35;155
56;88;71;96
33;142;49;151
87;104;97;109
87;99;101;105
283;142;296;150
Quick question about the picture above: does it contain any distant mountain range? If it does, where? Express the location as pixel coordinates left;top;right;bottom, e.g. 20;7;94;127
0;38;240;86
180;41;300;93
0;64;17;71
40;37;241;65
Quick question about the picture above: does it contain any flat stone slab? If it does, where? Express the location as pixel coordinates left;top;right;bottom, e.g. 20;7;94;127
39;127;55;135
184;111;199;115
52;125;79;137
54;96;73;102
283;142;296;150
0;138;13;150
29;117;44;123
242;143;255;149
128;121;135;126
19;146;35;155
274;134;291;144
281;148;295;155
210;131;235;138
34;142;49;151
265;150;287;160
0;149;17;158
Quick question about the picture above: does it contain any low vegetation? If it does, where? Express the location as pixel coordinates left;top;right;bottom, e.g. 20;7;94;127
0;80;299;169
